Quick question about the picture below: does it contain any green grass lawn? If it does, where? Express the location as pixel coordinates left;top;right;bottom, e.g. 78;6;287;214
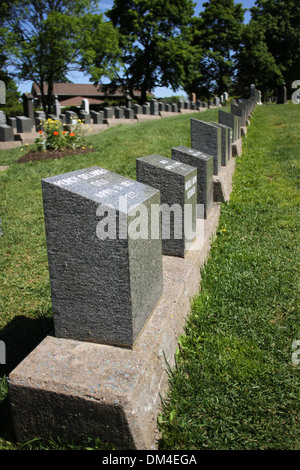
157;103;300;450
0;104;299;450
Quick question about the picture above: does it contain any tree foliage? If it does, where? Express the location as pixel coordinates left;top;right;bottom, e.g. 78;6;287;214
2;0;118;113
250;0;300;91
185;0;245;98
105;0;196;103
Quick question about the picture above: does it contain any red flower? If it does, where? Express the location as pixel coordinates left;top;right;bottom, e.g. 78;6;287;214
53;131;59;136
70;132;75;137
38;130;43;134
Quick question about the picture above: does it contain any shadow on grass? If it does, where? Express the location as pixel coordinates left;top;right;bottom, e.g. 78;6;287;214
0;314;54;443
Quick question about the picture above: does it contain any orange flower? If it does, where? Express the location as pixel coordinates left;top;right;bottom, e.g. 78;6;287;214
70;132;75;137
62;131;67;134
38;130;43;134
53;131;59;136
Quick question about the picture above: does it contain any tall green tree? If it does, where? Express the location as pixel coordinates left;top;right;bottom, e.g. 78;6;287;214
189;0;245;98
105;0;196;103
234;20;283;98
2;0;119;113
249;0;300;94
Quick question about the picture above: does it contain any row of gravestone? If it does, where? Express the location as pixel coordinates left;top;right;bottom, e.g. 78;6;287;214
41;96;256;349
0;97;222;142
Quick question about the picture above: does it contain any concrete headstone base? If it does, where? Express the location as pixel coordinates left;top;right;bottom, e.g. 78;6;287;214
8;204;221;450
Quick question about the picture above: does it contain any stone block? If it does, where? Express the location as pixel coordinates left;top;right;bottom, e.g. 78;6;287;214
190;118;222;175
171;145;214;219
90;110;103;124
136;154;197;257
16;116;33;133
0;125;14;142
41;166;163;348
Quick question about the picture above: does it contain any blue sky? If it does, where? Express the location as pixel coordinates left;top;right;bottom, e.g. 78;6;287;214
17;0;257;97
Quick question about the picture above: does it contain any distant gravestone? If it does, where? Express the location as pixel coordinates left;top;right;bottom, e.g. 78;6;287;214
16;116;33;133
81;98;90;113
115;107;124;119
7;117;16;129
133;104;142;115
22;93;34;120
231;103;246;127
104;107;114;119
65;111;78;124
177;99;184;110
218;110;238;142
0;80;6;104
79;111;91;124
171;145;214;219
212;122;231;165
124;108;134;119
90;110;103;124
190;119;222;176
41;166;163;348
171;103;178;113
0;125;14;142
53;99;61;118
136;154;197;257
0;111;6;125
142;104;150;115
150;99;159;115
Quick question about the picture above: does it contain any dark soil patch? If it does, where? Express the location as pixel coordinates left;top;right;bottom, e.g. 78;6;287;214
17;147;96;163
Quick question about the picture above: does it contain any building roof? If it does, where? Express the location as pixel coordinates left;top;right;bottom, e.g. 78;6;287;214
31;82;142;98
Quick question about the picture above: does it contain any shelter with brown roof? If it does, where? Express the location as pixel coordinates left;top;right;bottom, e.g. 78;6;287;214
31;82;151;108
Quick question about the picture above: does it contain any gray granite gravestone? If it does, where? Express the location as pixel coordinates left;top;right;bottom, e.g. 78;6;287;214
171;103;178;113
22;93;34;119
104;107;114;119
231;103;246;127
0;111;6;125
136;154;197;258
66;111;78;124
212;122;231;165
0;125;14;142
190;118;222;175
133;104;142;115
90;110;103;124
0;80;5;105
7;117;16;129
124;108;134;119
41;166;163;348
171;145;213;219
16;116;33;133
35;117;45;132
150;100;159;115
81;98;90;113
79;111;91;124
53;99;61;118
218;110;238;142
143;104;150;115
115;107;124;119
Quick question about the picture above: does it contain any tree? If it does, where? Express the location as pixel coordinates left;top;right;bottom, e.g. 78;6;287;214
2;0;119;113
105;0;196;104
190;0;245;98
249;0;300;94
233;20;283;99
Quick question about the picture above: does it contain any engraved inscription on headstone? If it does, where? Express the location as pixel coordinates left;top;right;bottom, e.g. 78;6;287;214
171;145;214;219
136;154;197;257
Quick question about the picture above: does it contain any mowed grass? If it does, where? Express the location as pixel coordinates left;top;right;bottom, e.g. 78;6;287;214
0;104;299;450
157;103;300;450
0;108;219;447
